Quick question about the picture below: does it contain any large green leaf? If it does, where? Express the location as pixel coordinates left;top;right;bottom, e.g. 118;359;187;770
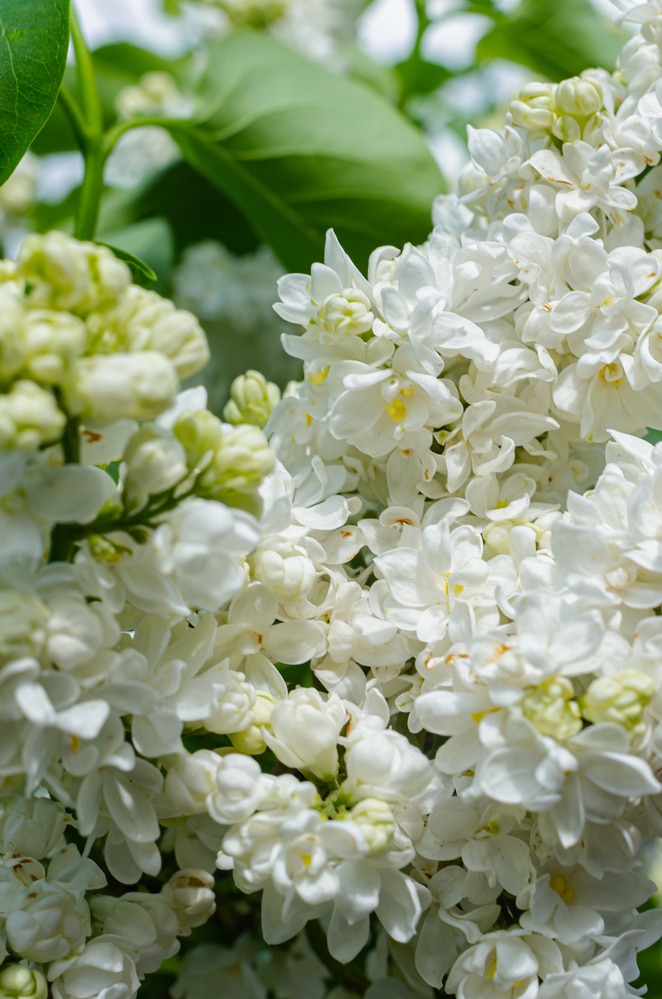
0;0;70;184
475;0;627;80
33;43;191;157
91;43;193;127
164;30;444;271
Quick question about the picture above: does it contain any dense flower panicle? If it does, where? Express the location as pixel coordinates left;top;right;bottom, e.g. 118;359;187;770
10;3;662;996
0;233;284;996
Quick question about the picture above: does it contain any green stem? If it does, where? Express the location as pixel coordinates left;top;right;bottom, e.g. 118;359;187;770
102;114;185;158
48;524;77;564
57;85;89;149
69;4;106;240
61;415;81;465
70;6;103;136
74;141;105;240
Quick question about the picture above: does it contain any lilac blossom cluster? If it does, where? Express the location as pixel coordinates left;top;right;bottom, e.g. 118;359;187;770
7;1;662;997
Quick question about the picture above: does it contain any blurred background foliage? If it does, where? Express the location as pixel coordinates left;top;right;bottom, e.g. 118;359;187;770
5;0;662;990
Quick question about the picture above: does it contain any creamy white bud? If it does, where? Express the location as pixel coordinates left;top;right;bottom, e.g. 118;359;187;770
165;750;221;814
161;869;216;930
263;688;346;778
122;426;189;509
64;351;178;423
18;232;131;316
0;380;65;449
0;965;47;999
555;76;603;117
90;285;210;379
223;370;281;428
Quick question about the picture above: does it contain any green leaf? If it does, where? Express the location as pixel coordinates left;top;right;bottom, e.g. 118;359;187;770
476;0;627;80
0;0;71;183
395;53;452;102
97;241;158;286
131;161;261;256
341;44;401;104
163;30;444;271
98;217;175;291
90;42;193;126
32;43;192;157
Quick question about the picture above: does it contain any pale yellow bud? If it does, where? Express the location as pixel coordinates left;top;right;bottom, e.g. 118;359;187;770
123;426;189;509
350;797;395;854
0;380;65;449
116;72;183;119
522;676;582;740
555;76;603;118
0;285;28;381
317;288;374;337
581;669;655;740
18;232;131;316
91;285;210;380
64;351;178;423
0;965;47;999
21;309;88;386
509;82;556;131
229;690;274;755
0;591;48;661
197;423;275;513
161;869;216;930
224;370;281;428
173;409;225;471
87;534;130;563
552;116;582;143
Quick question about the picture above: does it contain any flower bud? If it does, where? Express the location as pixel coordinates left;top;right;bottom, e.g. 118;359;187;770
87;533;129;562
229;690;274;755
173;409;224;470
317;287;374;337
581;669;655;741
17;232;131;316
509;82;556;130
92;285;210;379
64;351;179;423
555;76;603;118
116;71;183;119
253;540;317;600
0;380;65;449
223;370;281;428
196;423;275;511
263;688;346;779
0;965;47;999
0;591;48;662
20;309;88;386
0;285;28;381
349;797;395;854
122;426;189;510
165;750;221;814
161;869;216;930
207;752;266;824
0;795;66;859
522;676;582;740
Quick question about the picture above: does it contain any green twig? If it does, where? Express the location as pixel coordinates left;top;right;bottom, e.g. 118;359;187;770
69;6;103;136
57;85;89;149
73;141;105;240
102;114;185;158
69;4;105;240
